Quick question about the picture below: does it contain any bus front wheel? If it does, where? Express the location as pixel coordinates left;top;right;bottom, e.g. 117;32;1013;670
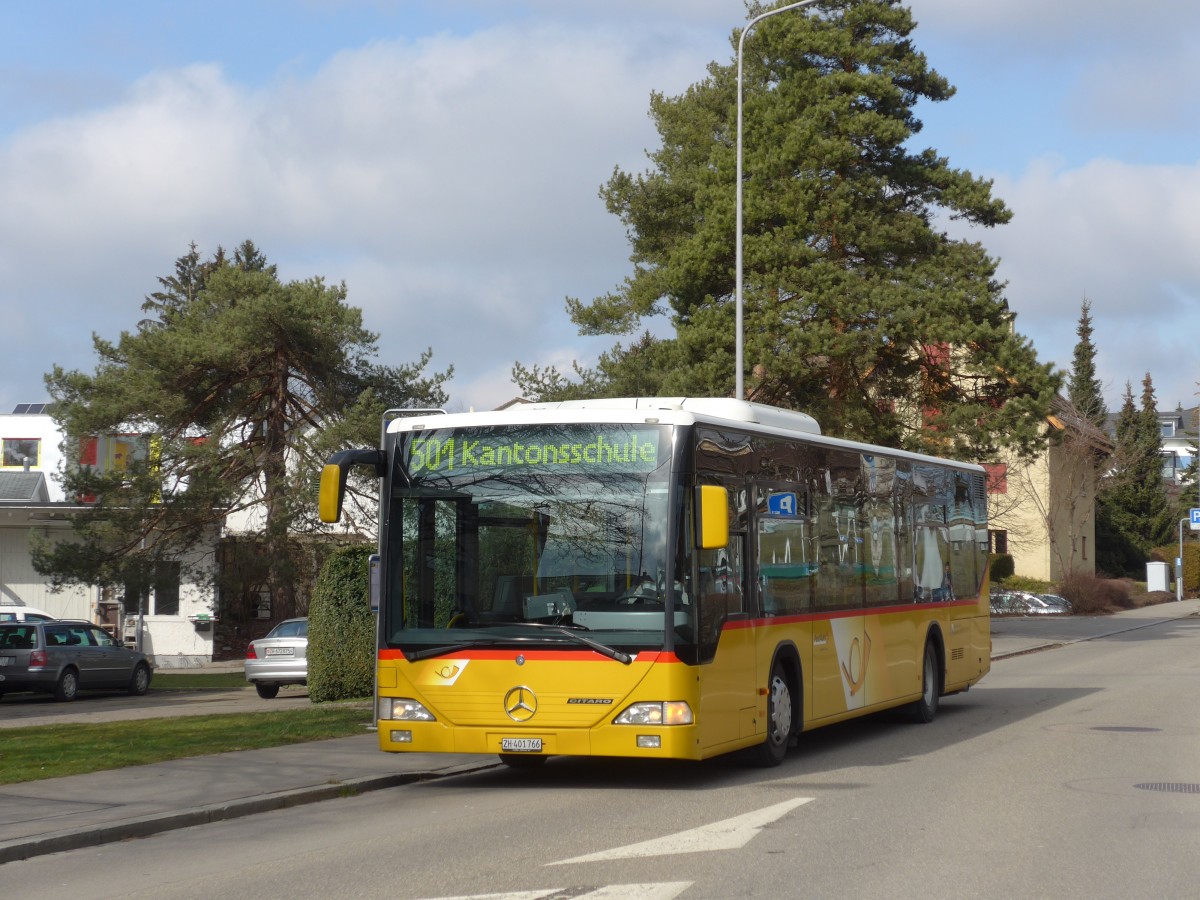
751;660;794;767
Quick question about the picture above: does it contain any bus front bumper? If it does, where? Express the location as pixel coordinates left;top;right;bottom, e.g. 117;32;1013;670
376;719;702;760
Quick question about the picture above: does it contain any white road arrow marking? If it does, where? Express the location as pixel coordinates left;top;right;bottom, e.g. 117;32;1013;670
431;884;692;900
548;796;814;865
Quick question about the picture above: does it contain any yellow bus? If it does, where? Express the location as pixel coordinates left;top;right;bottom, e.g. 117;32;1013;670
319;397;990;767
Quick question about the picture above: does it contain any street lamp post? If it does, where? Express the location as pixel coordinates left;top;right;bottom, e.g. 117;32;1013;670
735;0;822;401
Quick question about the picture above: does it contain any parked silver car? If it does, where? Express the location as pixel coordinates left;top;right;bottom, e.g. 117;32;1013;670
990;590;1068;616
0;620;153;701
1039;593;1073;613
244;617;308;699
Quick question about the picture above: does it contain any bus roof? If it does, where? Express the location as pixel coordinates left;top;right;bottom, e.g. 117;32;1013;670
387;397;984;473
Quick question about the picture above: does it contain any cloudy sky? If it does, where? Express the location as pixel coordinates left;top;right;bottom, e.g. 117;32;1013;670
3;0;1199;423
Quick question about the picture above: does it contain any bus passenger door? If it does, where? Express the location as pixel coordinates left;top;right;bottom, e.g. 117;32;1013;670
696;512;758;751
811;615;868;719
811;495;868;719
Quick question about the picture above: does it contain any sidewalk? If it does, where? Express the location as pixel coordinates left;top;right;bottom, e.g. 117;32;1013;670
0;733;498;864
3;599;1198;865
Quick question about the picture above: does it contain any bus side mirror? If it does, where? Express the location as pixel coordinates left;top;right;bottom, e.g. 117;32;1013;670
319;449;386;523
697;485;730;550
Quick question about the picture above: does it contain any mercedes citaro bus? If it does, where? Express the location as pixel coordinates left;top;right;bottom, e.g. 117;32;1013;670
319;397;990;767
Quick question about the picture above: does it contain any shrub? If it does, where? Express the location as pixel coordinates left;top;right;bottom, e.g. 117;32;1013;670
308;544;376;702
989;554;1014;582
1057;572;1132;615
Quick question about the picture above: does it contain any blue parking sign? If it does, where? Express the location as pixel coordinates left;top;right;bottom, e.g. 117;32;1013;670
767;492;798;517
1191;508;1200;528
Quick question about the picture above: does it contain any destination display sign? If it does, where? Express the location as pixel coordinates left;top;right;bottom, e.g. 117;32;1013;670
407;426;663;477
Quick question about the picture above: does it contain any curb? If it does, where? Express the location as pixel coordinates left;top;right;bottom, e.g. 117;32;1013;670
0;761;498;865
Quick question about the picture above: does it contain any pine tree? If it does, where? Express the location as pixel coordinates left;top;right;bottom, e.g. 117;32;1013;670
1067;298;1107;430
36;242;451;618
1097;375;1172;573
1136;373;1174;547
515;0;1060;461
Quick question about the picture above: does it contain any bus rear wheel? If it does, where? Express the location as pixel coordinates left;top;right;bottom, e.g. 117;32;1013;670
908;640;940;723
751;660;794;767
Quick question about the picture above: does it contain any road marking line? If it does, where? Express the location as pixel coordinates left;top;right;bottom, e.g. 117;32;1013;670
547;796;814;864
430;884;692;900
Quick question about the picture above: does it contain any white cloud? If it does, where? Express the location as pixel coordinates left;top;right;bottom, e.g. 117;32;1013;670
981;156;1200;409
0;22;725;412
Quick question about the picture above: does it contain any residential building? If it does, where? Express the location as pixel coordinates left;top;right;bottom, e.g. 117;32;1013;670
986;397;1112;584
0;405;219;667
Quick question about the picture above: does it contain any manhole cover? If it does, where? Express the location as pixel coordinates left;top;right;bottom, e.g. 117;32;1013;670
1090;726;1161;733
1134;783;1200;794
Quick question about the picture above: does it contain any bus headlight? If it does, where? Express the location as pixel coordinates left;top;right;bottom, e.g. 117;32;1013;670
379;697;436;722
613;701;693;726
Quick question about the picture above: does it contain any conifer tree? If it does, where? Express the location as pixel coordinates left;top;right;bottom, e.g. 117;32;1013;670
1097;375;1171;573
515;0;1059;460
1135;373;1174;547
1067;299;1107;430
36;242;451;619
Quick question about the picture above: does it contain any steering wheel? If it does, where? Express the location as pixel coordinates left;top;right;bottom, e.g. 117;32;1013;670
616;581;662;605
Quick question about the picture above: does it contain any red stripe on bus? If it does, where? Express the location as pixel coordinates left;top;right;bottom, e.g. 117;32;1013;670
377;648;684;663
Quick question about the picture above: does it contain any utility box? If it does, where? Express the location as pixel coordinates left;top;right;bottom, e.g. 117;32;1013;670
1146;561;1169;593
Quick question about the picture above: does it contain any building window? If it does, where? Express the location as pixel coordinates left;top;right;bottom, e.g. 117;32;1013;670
2;438;40;468
154;563;181;615
1161;420;1176;438
989;529;1008;555
123;562;182;616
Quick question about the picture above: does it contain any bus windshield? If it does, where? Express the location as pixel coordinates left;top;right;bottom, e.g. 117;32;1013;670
384;423;684;654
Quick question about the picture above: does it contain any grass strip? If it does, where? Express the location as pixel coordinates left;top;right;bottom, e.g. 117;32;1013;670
0;705;371;785
151;672;250;690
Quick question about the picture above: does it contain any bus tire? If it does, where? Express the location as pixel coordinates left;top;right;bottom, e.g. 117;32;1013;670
909;639;940;723
498;754;548;769
751;659;794;767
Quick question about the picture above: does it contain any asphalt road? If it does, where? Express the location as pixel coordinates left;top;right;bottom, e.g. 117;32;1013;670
6;610;1200;899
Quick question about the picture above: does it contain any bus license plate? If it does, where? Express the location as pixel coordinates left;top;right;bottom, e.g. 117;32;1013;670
501;738;542;752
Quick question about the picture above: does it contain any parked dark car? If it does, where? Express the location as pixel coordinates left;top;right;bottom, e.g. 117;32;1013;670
0;620;153;701
244;617;308;699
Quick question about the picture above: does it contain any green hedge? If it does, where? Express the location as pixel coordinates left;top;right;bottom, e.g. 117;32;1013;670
1151;541;1200;593
308;544;376;703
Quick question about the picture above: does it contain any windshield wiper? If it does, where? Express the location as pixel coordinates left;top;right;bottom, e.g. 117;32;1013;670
404;626;633;665
518;623;633;665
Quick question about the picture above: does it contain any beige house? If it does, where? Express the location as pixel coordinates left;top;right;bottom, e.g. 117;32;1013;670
987;397;1112;583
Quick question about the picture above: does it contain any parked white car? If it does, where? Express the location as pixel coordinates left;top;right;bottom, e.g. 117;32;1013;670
0;606;57;624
